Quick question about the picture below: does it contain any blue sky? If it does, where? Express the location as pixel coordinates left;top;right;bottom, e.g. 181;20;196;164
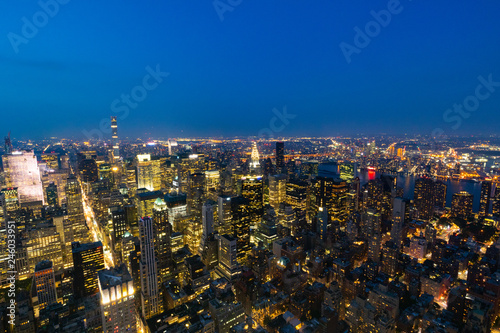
1;1;500;139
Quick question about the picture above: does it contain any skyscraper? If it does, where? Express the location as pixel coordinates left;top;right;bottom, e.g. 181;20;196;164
413;177;435;221
217;195;232;236
34;260;57;313
216;234;241;281
479;181;492;218
391;197;405;247
46;182;58;206
98;264;136;333
276;141;284;171
364;209;381;262
199;200;216;255
137;154;161;191
65;175;89;243
111;116;120;160
240;176;263;227
249;142;260;172
451;191;473;220
153;198;172;281
313;177;349;222
139;217;160;319
2;150;44;204
268;174;287;214
230;196;252;261
72;241;105;299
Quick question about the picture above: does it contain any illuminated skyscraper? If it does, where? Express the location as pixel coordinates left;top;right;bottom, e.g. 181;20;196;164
286;178;308;222
434;181;447;209
240;176;263;227
254;205;278;249
78;158;99;183
0;187;20;221
215;234;241;281
339;162;357;182
45;182;58;206
2;150;44;204
72;241;105;299
111;116;120;160
413;177;435;221
153;198;172;281
165;192;187;230
364;209;381;262
276;141;284;172
231;196;252;260
451;191;473;220
139;217;161;319
137;154;161;191
199;200;216;256
34;260;57;313
205;170;220;196
391;197;405;247
65;175;89;242
98;264;136;333
313;177;349;222
268;174;287;214
249;142;260;172
217;195;232;236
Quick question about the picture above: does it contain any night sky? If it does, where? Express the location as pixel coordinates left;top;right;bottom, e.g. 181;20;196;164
1;1;500;139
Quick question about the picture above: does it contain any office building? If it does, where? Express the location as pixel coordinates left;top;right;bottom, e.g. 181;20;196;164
276;141;284;172
268;174;287;214
215;234;241;281
153;198;173;281
2;150;44;204
72;241;105;299
34;260;58;312
98;264;136;333
139;217;161;319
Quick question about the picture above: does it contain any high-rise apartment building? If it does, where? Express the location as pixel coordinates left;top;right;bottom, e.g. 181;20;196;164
451;191;473;220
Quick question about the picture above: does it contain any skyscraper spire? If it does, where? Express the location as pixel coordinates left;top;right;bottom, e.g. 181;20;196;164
250;142;260;171
111;116;119;160
4;131;12;154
